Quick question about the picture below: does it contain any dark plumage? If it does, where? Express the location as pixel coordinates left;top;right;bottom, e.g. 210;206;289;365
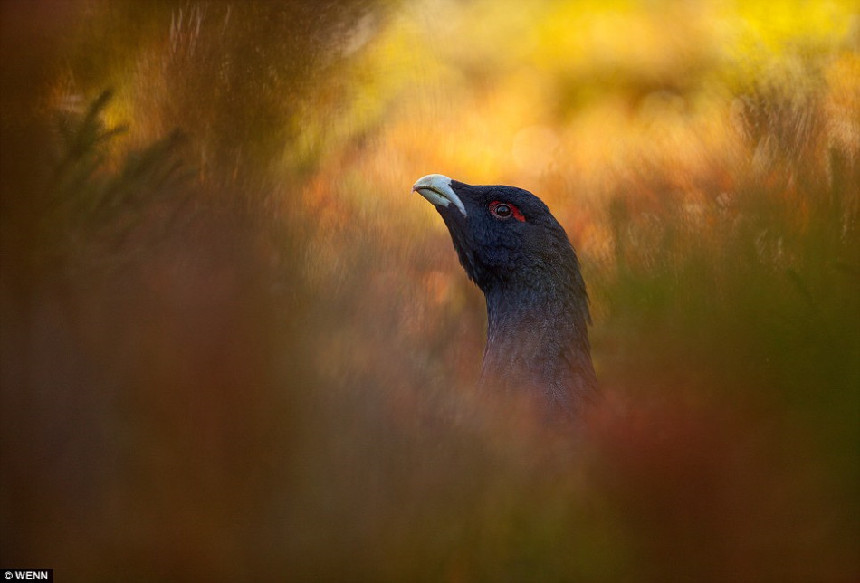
413;174;597;420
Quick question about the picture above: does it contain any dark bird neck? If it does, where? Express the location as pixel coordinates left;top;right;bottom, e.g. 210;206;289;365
480;277;597;419
411;173;598;420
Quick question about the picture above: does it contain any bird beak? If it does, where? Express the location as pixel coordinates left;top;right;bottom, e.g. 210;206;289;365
412;174;467;217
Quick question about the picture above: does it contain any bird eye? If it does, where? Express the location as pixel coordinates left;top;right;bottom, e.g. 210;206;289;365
489;200;525;222
493;203;512;217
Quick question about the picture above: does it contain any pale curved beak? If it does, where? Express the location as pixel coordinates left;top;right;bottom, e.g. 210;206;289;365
412;174;467;217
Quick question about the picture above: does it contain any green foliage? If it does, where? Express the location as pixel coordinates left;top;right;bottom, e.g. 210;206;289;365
593;70;860;575
30;90;190;279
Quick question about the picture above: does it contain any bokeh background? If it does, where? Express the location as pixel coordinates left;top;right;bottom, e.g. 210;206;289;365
1;0;858;580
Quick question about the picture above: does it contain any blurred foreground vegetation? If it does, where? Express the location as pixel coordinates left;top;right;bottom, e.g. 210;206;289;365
1;0;858;581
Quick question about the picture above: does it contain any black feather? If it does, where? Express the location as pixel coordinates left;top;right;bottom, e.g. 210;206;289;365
420;177;597;420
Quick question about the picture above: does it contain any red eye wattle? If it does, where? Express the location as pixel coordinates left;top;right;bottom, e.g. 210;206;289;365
489;200;525;222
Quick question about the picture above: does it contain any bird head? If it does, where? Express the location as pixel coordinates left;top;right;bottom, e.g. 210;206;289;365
412;174;582;296
412;174;596;417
